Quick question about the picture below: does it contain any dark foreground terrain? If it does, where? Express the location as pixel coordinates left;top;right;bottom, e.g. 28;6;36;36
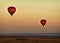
0;36;60;43
0;33;60;43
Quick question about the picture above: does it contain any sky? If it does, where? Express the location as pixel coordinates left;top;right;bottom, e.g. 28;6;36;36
0;0;60;33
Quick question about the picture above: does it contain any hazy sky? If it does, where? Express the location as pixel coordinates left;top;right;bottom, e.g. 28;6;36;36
0;0;60;33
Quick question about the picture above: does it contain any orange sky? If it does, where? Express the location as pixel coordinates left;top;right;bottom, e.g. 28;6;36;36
0;0;60;33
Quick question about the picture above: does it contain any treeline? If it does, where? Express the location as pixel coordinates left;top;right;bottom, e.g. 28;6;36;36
0;35;59;39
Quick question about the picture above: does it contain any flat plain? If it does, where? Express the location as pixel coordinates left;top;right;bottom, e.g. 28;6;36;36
0;36;60;43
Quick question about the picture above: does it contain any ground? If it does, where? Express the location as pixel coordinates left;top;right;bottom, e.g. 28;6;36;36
0;37;60;43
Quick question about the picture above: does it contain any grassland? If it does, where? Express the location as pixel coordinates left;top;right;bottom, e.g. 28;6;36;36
0;36;60;43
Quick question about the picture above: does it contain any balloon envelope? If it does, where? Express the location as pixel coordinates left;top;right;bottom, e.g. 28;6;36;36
8;6;16;16
40;19;47;27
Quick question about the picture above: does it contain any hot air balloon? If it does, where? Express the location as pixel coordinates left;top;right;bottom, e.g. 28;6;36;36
40;19;47;27
8;6;16;16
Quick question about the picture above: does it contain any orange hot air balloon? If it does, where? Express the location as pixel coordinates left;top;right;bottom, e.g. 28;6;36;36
40;19;47;27
8;6;16;16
